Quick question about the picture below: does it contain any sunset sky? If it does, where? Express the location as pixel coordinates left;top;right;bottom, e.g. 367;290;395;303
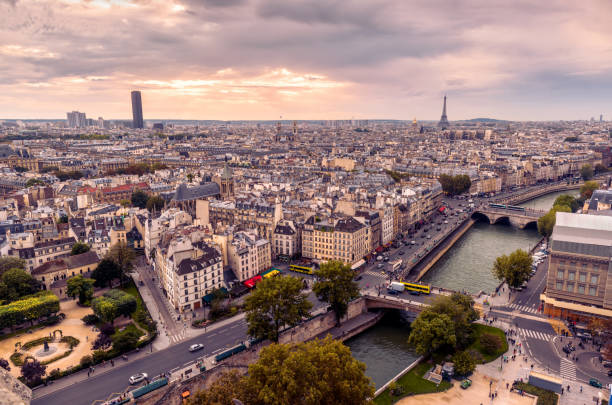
2;0;612;121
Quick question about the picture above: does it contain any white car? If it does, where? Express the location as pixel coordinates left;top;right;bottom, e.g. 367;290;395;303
129;372;148;385
189;343;204;352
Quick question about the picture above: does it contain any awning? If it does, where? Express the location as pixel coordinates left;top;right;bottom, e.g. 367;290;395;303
351;259;366;270
439;206;446;212
244;275;263;288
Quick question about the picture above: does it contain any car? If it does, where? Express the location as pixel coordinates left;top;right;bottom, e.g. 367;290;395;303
189;343;204;352
377;263;384;269
129;373;148;385
608;370;612;377
460;379;472;389
589;378;602;388
426;235;431;239
383;257;390;262
603;362;612;368
354;275;363;281
387;289;399;295
444;220;449;224
398;251;404;255
411;241;416;245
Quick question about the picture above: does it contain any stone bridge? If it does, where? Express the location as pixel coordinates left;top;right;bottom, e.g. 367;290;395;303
471;207;545;229
363;294;428;313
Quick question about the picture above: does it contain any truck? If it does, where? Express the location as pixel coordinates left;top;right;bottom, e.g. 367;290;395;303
388;281;405;292
389;259;403;272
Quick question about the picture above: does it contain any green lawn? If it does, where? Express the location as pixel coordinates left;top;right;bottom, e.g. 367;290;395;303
514;382;558;405
469;323;508;363
373;362;452;405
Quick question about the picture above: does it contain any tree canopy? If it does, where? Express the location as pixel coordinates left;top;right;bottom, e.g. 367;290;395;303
189;337;374;405
580;180;599;200
492;249;532;288
91;259;121;288
0;257;26;277
66;275;95;305
244;276;312;343
146;195;165;212
131;190;149;209
580;164;594;180
553;194;579;212
92;289;137;324
0;268;40;304
438;174;472;196
537;203;571;237
21;359;46;385
594;163;608;174
70;242;90;256
25;178;45;188
105;243;136;287
313;260;360;326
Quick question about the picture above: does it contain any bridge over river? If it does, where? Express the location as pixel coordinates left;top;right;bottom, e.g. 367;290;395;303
471;206;546;229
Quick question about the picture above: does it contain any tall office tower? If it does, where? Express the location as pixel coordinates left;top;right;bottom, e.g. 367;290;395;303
291;120;297;141
66;111;87;128
275;121;281;142
600;114;603;122
131;90;144;129
97;117;104;128
438;95;449;128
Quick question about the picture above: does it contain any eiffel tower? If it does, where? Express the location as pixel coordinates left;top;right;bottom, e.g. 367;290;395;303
438;95;449;128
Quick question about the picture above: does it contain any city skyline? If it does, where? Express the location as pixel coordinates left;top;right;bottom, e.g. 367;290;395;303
2;1;612;121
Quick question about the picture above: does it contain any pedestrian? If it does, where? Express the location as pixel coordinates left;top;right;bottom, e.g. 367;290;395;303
580;385;582;393
567;385;570;392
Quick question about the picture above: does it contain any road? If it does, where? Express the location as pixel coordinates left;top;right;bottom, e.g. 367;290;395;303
33;317;249;405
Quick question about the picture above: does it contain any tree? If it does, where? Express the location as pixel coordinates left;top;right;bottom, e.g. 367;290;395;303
92;297;117;325
244;276;312;343
70;242;90;256
187;370;246;405
131;190;149;209
242;337;374;405
21;359;46;385
103;290;137;318
439;174;472;196
588;318;605;338
91;259;121;288
594;163;608;174
537;209;556;237
479;333;502;355
57;214;69;224
580;180;599;199
553;194;579;212
187;173;194;183
120;199;131;208
25;178;45;187
0;358;10;371
313;261;360;326
106;243;135;287
408;311;456;355
452;351;475;376
66;275;95;305
0;268;40;303
492;249;532;288
111;328;140;352
0;257;26;277
580;164;594;180
146;195;165;212
427;293;479;348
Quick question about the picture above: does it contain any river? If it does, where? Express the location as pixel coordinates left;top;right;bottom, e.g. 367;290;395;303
347;190;569;389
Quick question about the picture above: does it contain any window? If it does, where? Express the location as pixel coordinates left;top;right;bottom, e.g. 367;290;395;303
579;273;586;283
184;275;187;280
555;281;563;290
566;283;573;292
578;285;585;294
568;272;575;281
184;282;187;288
589;286;597;296
557;270;564;279
590;274;599;284
184;289;188;295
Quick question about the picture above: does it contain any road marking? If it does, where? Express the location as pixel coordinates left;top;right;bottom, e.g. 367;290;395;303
212;348;224;354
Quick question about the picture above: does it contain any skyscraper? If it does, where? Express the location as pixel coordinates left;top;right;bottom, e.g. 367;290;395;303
438;95;449;128
131;90;144;129
66;111;87;128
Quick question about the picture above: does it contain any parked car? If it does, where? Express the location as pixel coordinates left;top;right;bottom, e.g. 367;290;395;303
460;379;472;389
129;373;148;385
589;378;602;388
398;251;404;255
189;343;204;352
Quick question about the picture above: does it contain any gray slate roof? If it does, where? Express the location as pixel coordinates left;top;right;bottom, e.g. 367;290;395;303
173;182;220;202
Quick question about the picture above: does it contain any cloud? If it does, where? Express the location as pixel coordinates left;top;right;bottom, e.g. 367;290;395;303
1;0;612;120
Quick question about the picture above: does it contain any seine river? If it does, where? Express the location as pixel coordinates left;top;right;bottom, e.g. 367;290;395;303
347;190;576;389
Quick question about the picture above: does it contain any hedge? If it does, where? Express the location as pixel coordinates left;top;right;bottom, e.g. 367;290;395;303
0;291;60;329
22;336;52;351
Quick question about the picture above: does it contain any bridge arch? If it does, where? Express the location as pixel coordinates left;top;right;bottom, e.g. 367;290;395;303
522;220;538;230
471;211;490;224
492;216;511;226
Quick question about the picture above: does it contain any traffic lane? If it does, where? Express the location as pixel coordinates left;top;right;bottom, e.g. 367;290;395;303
515;317;559;374
513;255;548;308
575;351;612;384
33;318;249;405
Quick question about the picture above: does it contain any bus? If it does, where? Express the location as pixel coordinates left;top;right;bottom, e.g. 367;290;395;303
399;281;431;295
262;268;282;279
289;264;314;275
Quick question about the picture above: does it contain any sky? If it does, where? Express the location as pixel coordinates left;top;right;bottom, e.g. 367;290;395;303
1;0;612;121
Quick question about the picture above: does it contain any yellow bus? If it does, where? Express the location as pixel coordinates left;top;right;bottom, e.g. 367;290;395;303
400;281;431;295
289;264;314;275
262;269;281;279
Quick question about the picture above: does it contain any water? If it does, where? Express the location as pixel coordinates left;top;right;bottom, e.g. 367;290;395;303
347;190;569;389
420;221;541;294
517;189;580;211
345;311;419;388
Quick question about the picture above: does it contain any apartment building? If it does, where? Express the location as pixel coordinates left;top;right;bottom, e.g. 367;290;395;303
272;220;299;259
542;212;612;321
302;215;368;265
9;237;76;272
227;231;271;281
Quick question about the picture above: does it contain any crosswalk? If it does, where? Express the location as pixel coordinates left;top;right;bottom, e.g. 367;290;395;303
363;270;387;278
168;328;187;344
560;358;576;381
508;303;539;314
517;327;554;341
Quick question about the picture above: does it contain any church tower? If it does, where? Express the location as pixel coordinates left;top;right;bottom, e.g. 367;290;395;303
219;159;234;199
